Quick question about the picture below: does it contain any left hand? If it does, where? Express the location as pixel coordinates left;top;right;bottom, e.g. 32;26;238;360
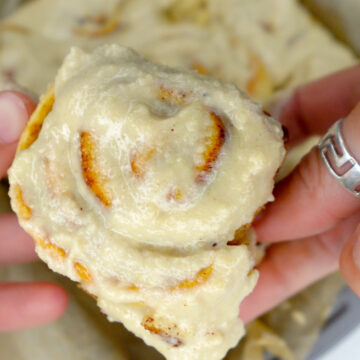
0;90;68;332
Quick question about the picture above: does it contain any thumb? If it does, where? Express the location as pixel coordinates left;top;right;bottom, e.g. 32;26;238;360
0;91;36;178
340;223;360;297
255;103;360;242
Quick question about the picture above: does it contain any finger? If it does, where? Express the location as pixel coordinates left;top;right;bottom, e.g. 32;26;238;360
0;214;38;265
276;64;360;146
0;282;68;332
0;91;36;178
340;224;360;297
240;213;360;323
255;104;360;243
0;143;17;179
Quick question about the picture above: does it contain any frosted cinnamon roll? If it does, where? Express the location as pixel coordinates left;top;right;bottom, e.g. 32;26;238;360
9;45;285;360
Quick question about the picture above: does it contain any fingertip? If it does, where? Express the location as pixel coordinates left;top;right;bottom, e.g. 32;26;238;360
0;282;68;332
0;91;35;145
0;91;36;177
10;91;37;117
33;282;69;322
1;91;37;120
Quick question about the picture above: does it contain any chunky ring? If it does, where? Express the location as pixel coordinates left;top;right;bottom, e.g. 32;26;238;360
318;118;360;197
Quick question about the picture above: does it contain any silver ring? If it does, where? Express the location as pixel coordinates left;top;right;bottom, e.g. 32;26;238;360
318;118;360;198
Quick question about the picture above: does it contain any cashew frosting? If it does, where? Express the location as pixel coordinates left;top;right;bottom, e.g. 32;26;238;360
9;45;284;360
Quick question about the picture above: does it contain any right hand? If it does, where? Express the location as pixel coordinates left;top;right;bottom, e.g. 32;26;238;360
240;65;360;323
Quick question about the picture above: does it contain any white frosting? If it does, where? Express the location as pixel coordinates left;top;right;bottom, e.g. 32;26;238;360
9;45;284;360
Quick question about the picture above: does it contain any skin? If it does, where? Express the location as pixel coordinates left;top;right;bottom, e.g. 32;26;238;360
1;65;360;331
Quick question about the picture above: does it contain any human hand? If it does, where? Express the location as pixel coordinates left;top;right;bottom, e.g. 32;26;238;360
240;64;360;323
0;91;68;332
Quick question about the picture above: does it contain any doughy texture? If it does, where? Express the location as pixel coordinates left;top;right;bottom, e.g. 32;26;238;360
9;45;284;360
209;0;356;86
0;0;355;99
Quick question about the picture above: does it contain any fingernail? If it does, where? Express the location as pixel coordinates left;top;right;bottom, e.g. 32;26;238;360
0;92;28;144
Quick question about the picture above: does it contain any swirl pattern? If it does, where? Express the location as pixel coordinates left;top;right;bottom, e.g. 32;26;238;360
9;45;284;360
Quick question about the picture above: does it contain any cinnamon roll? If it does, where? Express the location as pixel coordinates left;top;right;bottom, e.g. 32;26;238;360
9;45;285;360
